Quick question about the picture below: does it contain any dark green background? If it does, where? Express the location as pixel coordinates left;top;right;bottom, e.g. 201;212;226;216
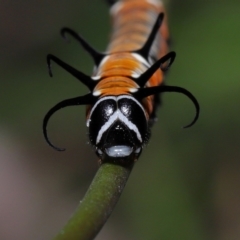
0;0;239;239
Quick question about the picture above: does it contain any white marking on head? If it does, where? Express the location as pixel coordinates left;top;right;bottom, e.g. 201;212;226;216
105;104;114;116
110;2;123;15
117;95;147;119
87;96;117;127
88;95;146;143
96;111;118;144
96;110;142;144
106;145;133;157
118;111;142;142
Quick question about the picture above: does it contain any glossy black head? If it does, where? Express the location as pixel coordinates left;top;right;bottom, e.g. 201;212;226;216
87;95;149;160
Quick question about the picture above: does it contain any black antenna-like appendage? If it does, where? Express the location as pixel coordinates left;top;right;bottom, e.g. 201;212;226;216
47;54;96;91
43;93;95;151
134;13;164;59
61;28;105;66
134;85;200;128
134;51;176;87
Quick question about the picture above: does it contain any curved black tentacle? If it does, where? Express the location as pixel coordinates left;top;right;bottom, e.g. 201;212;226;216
47;54;96;91
43;93;96;151
133;85;200;128
61;27;105;66
134;13;164;59
134;51;176;87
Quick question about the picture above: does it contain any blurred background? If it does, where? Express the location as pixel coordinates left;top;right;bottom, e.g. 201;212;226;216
0;0;240;239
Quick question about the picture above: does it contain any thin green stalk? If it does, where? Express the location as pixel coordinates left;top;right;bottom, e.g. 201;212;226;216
54;162;134;240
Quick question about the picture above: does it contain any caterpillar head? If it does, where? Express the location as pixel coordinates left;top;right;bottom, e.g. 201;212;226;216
87;95;149;161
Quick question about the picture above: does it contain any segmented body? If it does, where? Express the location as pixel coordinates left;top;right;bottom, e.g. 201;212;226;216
43;0;199;162
91;0;168;120
108;0;169;57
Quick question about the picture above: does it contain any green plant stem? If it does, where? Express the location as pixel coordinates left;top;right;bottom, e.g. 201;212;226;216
54;162;134;240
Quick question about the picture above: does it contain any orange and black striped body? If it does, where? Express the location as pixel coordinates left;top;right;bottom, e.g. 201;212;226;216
43;0;199;162
92;0;169;121
108;0;169;59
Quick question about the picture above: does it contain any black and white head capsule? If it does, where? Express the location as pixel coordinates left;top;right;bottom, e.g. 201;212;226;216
87;95;149;160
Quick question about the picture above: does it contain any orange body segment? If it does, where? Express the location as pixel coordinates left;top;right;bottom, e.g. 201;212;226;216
91;0;170;119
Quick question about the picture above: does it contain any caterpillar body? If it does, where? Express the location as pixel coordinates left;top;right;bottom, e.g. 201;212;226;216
43;0;199;163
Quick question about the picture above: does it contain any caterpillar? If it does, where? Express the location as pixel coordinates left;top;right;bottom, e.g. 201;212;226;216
43;0;200;163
